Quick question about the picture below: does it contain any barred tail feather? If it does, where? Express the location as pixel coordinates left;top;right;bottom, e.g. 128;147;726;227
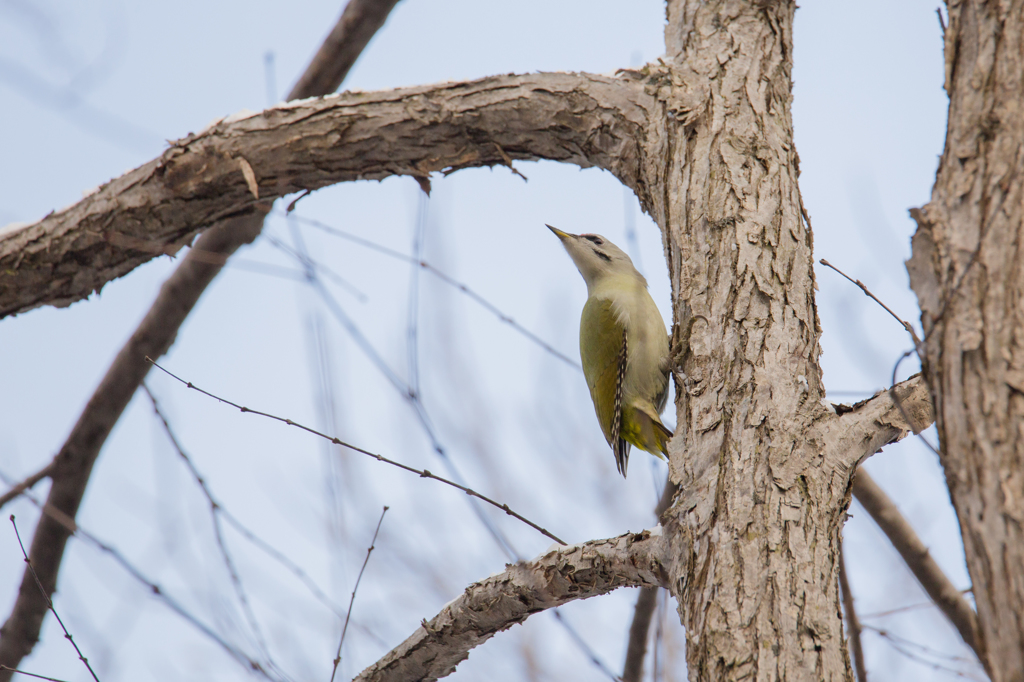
614;438;631;477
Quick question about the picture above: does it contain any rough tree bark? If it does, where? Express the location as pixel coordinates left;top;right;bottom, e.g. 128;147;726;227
1;0;990;679
907;1;1024;680
653;1;843;678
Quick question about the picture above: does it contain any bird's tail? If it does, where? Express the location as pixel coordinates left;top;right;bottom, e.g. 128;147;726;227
619;405;673;477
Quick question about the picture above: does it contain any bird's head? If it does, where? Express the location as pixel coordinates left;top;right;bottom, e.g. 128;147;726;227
546;225;641;290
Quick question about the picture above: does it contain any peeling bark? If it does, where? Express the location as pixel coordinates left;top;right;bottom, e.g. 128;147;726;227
0;72;654;319
653;0;850;678
907;1;1024;679
354;531;670;682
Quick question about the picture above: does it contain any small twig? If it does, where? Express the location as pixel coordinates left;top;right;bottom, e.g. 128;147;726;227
0;478;275;680
551;610;622;682
145;358;566;546
861;625;985;680
818;258;939;456
819;259;921;347
860;590;972;620
852;469;981;659
286;189;311;214
141;384;279;672
9;516;100;682
936;7;947;33
264;233;368;301
0;463;55;510
839;544;867;682
330;506;388;682
0;665;70;682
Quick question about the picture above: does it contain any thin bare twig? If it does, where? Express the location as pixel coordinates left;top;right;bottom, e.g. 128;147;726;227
146;358;566;546
818;258;940;460
551;610;623;681
141;384;280;672
331;506;388;682
0;665;70;682
852;469;980;659
819;258;921;347
9;516;100;682
274;220;522;560
861;625;985;680
0;463;55;511
839;544;867;682
0;478;276;680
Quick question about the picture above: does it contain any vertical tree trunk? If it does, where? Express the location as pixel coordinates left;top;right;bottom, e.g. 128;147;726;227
907;1;1024;679
652;1;849;679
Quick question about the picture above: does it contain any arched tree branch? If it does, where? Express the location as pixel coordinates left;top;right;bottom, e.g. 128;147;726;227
354;530;670;682
0;71;656;318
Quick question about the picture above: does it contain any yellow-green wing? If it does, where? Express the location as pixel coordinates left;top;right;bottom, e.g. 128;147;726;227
580;297;627;460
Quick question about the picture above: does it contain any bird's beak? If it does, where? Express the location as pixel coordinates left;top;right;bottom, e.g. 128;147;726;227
546;224;572;240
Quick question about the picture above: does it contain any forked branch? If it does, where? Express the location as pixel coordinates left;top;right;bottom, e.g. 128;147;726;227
819;374;935;473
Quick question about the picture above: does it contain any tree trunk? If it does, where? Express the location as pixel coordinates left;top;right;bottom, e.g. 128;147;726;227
653;1;850;678
907;1;1024;679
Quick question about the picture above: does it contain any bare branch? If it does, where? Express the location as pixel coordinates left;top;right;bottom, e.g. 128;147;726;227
0;2;402;675
622;478;677;682
623;588;658;682
354;530;669;682
839;545;867;682
819;374;935;473
852;469;981;660
819;258;921;347
0;71;652;318
0;464;55;511
8;516;99;682
332;506;388;682
287;0;403;100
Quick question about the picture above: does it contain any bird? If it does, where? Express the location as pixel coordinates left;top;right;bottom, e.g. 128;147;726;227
547;225;673;477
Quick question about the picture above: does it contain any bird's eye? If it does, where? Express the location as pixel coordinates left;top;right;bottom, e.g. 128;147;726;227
582;235;603;245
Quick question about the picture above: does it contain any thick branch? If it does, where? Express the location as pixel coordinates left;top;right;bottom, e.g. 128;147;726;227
818;374;935;474
0;71;652;318
852;469;981;659
354;531;669;682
